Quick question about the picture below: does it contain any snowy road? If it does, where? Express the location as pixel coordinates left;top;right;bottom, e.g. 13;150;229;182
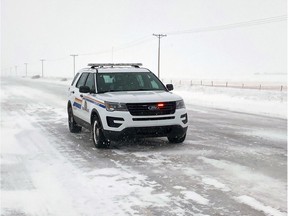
1;77;287;216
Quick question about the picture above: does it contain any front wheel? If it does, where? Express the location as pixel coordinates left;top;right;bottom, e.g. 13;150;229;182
92;116;109;148
168;133;186;144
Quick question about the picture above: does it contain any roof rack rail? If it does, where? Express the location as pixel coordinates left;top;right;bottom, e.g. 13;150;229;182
88;63;142;68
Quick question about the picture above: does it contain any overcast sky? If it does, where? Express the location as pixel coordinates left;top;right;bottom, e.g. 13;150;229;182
1;0;287;80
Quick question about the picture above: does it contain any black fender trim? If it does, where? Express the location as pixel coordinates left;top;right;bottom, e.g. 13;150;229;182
67;101;72;112
90;108;104;128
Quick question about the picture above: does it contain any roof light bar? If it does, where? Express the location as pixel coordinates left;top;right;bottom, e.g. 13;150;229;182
88;63;142;68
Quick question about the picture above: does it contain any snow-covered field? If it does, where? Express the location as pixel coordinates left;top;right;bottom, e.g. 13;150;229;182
0;77;287;216
174;85;287;119
25;76;287;119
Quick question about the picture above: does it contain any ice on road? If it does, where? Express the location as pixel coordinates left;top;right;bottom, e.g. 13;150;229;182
1;77;287;216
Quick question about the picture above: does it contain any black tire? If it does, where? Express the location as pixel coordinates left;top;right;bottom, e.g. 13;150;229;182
92;116;109;148
168;133;186;144
68;106;82;133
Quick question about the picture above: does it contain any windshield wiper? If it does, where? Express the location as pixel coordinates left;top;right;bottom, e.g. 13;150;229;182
132;88;154;91
133;88;164;91
98;89;120;93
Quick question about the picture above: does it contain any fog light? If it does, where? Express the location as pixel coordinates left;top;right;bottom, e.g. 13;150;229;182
181;113;188;124
106;117;124;128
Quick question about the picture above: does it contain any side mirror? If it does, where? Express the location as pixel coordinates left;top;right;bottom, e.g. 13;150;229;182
166;84;174;91
79;86;91;93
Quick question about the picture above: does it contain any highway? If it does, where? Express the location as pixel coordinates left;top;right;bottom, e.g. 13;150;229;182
1;77;286;216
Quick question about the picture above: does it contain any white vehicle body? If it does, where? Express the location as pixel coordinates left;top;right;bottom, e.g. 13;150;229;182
67;63;188;147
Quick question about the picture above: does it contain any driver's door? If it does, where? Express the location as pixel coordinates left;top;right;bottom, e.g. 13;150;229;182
78;73;96;123
72;72;89;119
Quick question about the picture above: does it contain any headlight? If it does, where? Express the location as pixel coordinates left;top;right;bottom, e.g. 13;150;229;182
105;101;128;112
176;100;185;109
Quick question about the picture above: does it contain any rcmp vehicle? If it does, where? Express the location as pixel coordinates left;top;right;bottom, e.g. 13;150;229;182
67;63;188;148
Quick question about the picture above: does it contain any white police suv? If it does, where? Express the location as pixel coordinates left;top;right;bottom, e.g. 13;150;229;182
67;63;188;148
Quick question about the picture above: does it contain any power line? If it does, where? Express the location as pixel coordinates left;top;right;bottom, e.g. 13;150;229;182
78;35;153;56
47;56;70;62
79;49;112;56
114;37;154;52
6;15;286;76
165;15;287;35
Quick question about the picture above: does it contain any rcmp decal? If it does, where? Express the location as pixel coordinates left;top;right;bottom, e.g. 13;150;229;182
73;98;82;109
83;96;106;109
73;96;105;110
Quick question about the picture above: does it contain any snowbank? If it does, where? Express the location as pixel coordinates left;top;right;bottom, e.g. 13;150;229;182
173;84;287;119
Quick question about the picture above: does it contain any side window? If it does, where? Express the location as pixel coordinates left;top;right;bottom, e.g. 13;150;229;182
76;73;89;88
85;73;95;92
71;73;80;86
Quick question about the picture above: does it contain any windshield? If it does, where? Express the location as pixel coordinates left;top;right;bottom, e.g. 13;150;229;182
96;72;166;93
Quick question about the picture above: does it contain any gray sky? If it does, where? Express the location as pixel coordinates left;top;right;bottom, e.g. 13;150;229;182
1;0;287;80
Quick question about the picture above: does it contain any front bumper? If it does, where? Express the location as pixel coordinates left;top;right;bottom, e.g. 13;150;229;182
103;125;188;141
101;109;188;131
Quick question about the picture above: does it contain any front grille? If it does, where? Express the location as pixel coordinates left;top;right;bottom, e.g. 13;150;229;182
126;102;176;116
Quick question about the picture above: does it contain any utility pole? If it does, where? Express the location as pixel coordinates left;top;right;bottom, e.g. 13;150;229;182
70;54;78;77
24;63;28;77
40;59;45;77
111;47;114;63
153;34;167;79
15;65;18;76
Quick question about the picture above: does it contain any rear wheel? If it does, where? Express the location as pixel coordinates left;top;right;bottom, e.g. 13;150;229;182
68;106;82;133
168;133;186;143
92;116;109;148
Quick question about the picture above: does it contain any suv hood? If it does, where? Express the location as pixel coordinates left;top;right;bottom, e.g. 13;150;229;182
95;91;183;103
